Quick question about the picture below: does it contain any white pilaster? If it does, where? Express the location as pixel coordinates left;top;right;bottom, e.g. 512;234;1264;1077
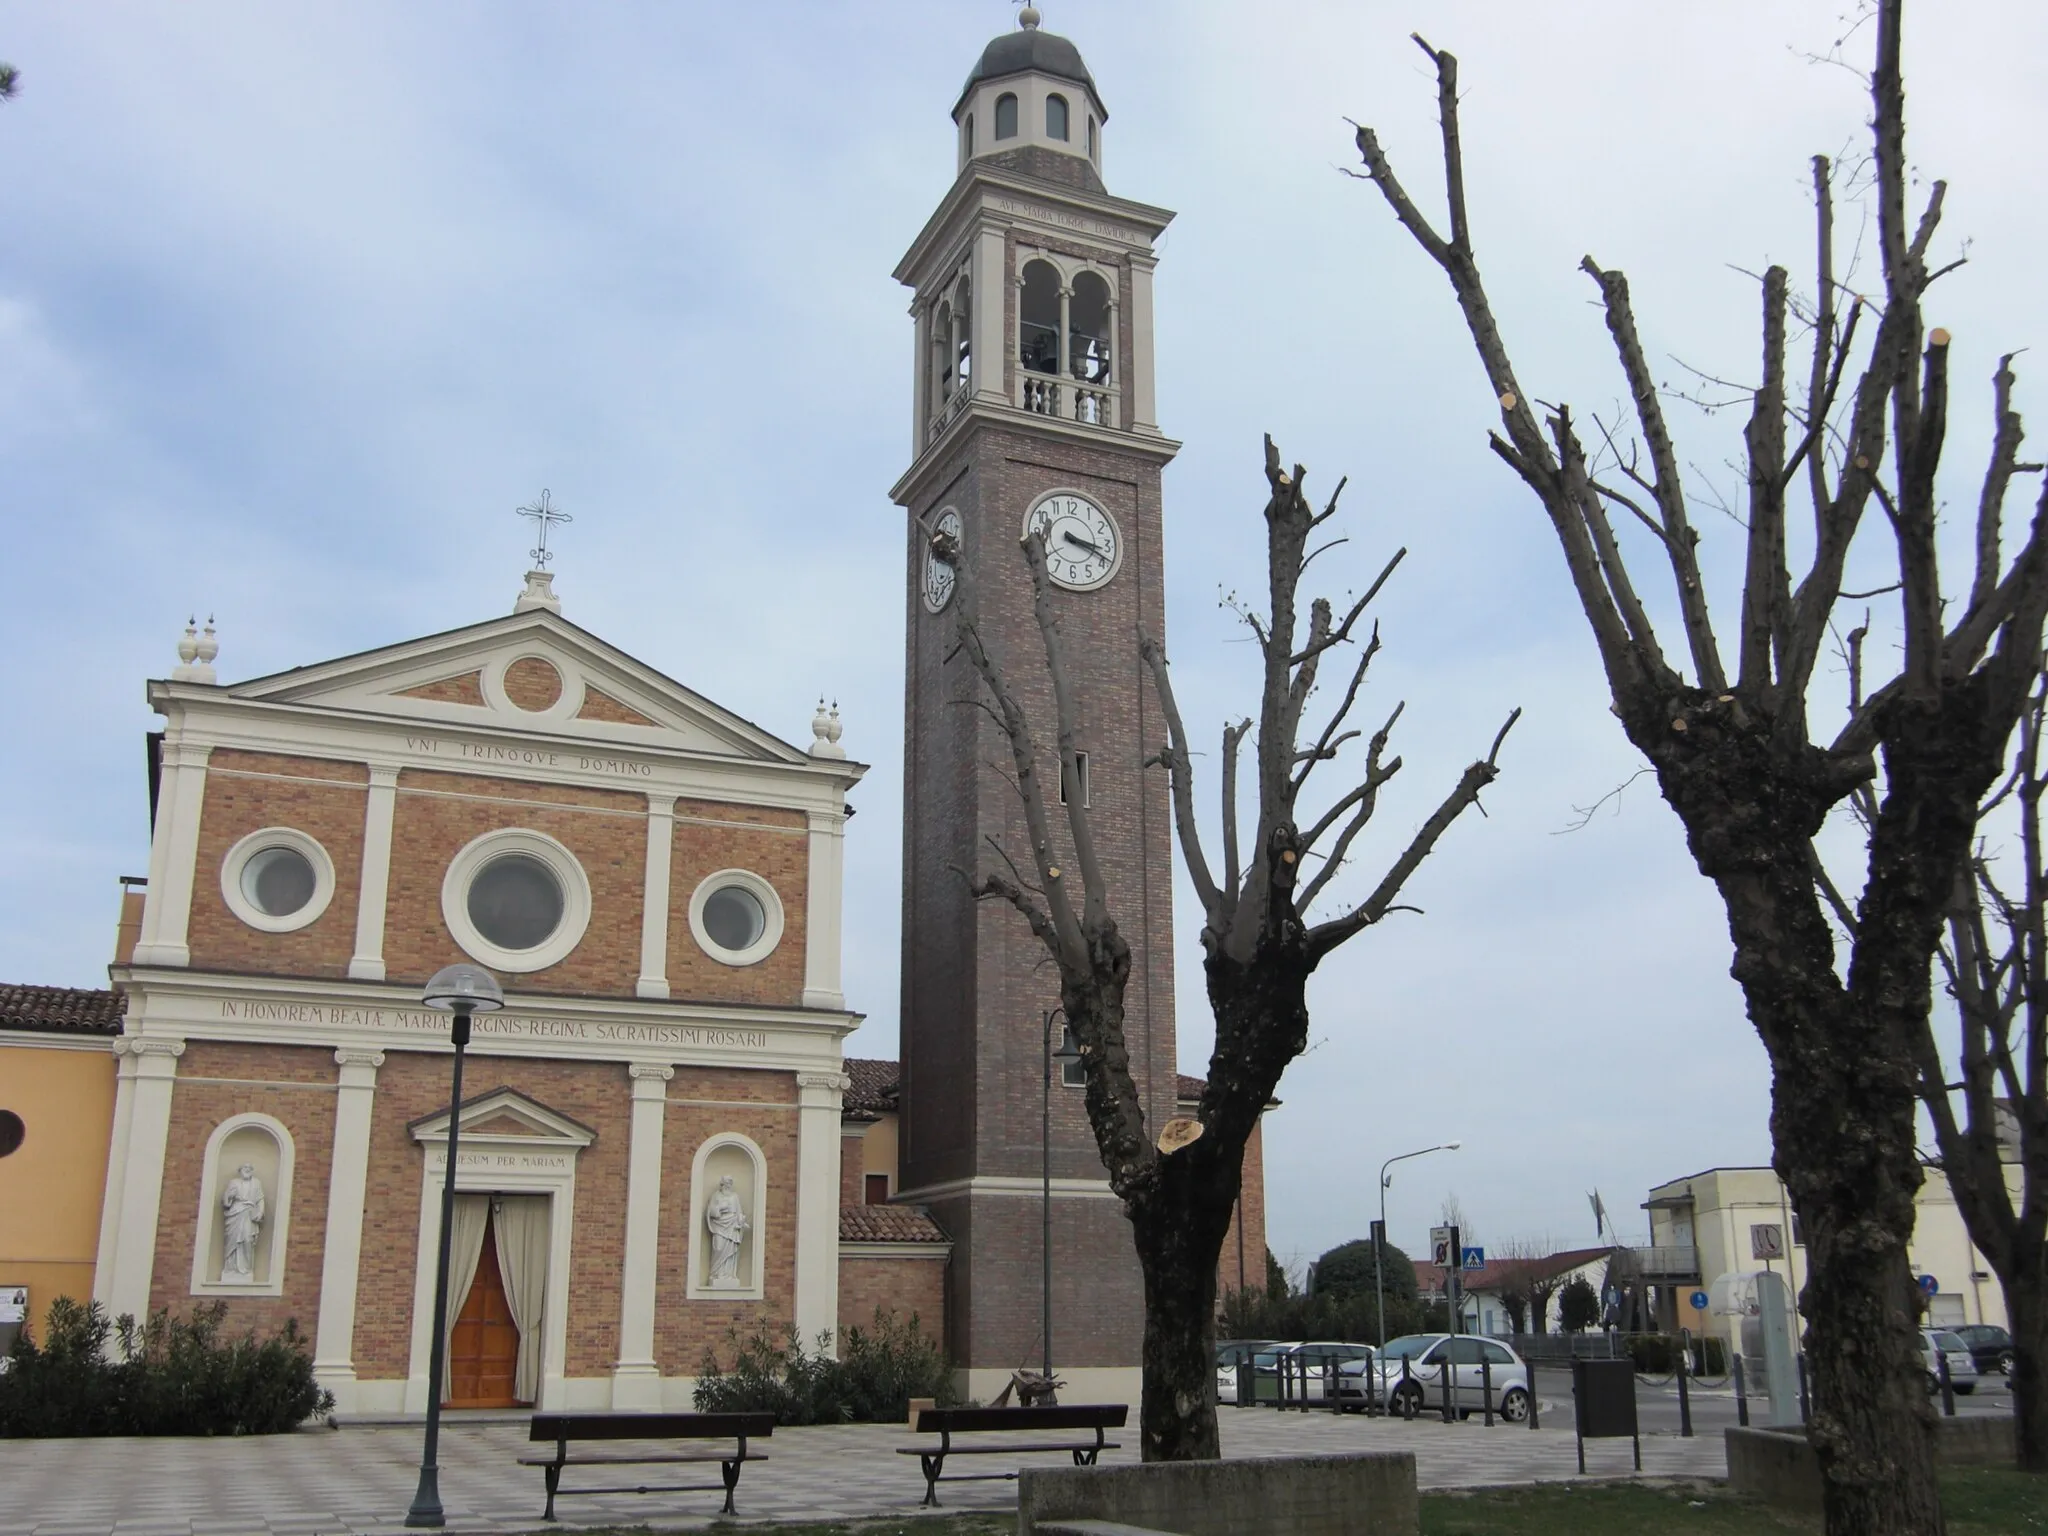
971;224;1008;403
132;743;211;967
1128;254;1160;432
91;1040;141;1308
794;1071;848;1352
635;796;677;1000
106;1039;185;1321
348;765;400;981
612;1064;673;1407
802;809;848;1010
313;1049;383;1405
912;298;932;449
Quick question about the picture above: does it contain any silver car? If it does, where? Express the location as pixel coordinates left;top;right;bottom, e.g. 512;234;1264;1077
1920;1328;1979;1395
1342;1333;1532;1422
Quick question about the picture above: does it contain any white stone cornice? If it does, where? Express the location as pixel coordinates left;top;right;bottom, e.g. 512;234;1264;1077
892;403;1181;504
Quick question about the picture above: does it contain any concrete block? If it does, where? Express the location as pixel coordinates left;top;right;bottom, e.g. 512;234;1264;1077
1018;1451;1419;1536
1726;1414;2018;1510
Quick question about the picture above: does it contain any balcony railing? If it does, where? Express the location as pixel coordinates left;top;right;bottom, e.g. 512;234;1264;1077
1018;372;1119;429
1629;1245;1701;1281
927;379;971;444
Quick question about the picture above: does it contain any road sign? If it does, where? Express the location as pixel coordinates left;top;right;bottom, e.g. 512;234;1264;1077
1750;1222;1785;1260
1462;1246;1485;1271
1689;1289;1711;1312
1918;1273;1940;1297
1430;1225;1455;1267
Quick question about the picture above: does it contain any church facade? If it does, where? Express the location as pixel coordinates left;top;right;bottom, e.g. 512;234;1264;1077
90;574;870;1414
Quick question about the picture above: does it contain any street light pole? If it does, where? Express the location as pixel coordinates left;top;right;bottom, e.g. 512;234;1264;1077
1042;1007;1078;1390
405;964;505;1530
1375;1141;1463;1374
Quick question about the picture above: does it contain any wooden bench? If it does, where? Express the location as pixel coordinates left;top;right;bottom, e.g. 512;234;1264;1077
517;1410;775;1519
898;1403;1127;1507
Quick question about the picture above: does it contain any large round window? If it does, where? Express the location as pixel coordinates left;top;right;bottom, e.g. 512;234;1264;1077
220;828;337;933
441;828;592;973
0;1111;23;1158
243;846;316;918
467;854;566;951
688;870;785;967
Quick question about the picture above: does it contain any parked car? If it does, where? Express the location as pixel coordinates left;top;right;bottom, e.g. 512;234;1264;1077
1948;1323;2013;1377
1214;1340;1275;1405
1341;1334;1532;1422
1920;1328;1980;1394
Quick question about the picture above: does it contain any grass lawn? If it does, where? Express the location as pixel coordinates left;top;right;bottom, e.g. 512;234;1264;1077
549;1470;2044;1535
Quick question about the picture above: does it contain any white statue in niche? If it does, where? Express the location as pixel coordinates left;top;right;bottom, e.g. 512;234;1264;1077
704;1175;749;1287
219;1163;267;1284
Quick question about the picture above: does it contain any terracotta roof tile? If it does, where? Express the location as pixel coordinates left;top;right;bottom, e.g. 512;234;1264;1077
0;985;124;1036
840;1203;950;1244
844;1058;900;1115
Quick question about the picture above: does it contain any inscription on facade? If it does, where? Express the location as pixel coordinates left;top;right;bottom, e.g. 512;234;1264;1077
428;1151;573;1172
402;734;655;778
214;998;769;1049
990;195;1144;245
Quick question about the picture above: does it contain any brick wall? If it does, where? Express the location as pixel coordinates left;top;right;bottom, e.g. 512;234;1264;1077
838;1253;947;1340
187;752;369;978
148;1041;338;1335
351;1051;632;1380
840;1130;866;1206
1216;1118;1268;1298
665;803;810;1007
503;657;564;711
384;770;646;995
652;1067;800;1375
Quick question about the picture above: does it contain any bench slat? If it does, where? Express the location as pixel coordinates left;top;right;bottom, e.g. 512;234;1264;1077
912;1404;1127;1433
517;1450;767;1467
894;1440;1119;1456
528;1410;775;1442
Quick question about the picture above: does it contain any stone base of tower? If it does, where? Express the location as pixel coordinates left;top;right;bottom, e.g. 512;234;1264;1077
920;1185;1145;1394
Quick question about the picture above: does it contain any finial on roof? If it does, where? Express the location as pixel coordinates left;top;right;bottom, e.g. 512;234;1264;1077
514;569;562;615
810;697;847;759
172;615;218;683
1018;3;1041;29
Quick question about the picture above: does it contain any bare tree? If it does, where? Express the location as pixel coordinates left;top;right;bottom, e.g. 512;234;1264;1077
1351;2;2048;1530
1922;669;2048;1468
1488;1236;1563;1336
932;438;1515;1460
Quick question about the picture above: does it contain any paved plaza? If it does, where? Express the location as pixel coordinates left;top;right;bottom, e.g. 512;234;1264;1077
0;1403;1730;1536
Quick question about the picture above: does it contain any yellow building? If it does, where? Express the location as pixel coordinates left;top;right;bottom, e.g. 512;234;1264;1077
0;986;122;1343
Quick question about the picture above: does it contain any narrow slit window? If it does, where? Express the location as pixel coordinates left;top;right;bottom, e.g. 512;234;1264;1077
961;113;974;160
865;1173;890;1205
1046;94;1070;141
1059;751;1091;808
994;92;1019;140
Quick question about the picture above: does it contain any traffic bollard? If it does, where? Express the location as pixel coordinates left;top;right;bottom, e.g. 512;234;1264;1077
1482;1351;1494;1427
1733;1352;1750;1427
1676;1332;1693;1438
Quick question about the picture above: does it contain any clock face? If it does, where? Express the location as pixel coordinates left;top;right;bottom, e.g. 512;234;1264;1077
1023;491;1122;591
921;507;963;613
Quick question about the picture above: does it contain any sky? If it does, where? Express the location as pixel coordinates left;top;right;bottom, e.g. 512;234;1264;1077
4;0;2045;1277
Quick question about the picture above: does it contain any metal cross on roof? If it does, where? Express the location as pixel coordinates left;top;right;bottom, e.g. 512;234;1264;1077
516;489;573;569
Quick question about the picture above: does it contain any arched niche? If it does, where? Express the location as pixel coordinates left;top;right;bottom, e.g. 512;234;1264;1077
686;1132;767;1302
190;1113;295;1297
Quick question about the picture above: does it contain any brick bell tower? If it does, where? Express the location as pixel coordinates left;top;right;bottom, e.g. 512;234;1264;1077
890;6;1179;1398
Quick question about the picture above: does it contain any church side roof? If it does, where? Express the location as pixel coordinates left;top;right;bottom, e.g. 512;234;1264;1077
0;984;124;1036
844;1057;901;1115
840;1203;950;1244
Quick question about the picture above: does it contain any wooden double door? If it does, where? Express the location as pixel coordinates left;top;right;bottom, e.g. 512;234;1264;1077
446;1211;524;1408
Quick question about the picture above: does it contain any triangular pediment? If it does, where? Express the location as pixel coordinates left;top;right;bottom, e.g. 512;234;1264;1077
223;609;811;766
408;1087;597;1148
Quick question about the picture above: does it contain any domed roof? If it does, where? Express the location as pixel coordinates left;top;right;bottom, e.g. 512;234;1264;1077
957;16;1105;119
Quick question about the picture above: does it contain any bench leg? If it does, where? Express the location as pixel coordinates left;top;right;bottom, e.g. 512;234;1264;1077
541;1463;561;1522
721;1457;742;1516
919;1451;944;1507
1074;1448;1101;1466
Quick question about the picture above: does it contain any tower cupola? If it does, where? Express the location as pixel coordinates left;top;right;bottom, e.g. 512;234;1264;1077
953;7;1105;175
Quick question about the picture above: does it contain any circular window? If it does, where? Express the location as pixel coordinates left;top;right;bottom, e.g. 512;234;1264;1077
220;828;337;933
441;828;592;973
467;853;566;951
0;1111;23;1158
688;870;785;967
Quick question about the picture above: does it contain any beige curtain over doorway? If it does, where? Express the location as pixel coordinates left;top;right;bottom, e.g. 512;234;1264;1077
492;1195;551;1404
441;1194;491;1383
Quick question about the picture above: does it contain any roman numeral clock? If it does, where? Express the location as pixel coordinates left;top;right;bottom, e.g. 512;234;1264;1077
889;11;1182;1398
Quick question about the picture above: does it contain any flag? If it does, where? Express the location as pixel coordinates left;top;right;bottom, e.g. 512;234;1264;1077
1588;1190;1607;1237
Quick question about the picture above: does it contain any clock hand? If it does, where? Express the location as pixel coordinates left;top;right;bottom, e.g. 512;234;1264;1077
1061;530;1108;558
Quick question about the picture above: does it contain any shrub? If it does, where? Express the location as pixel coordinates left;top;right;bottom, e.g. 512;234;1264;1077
1622;1331;1728;1375
692;1309;958;1425
0;1297;332;1437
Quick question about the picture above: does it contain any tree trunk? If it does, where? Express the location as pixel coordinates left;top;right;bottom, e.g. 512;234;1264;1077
1133;1196;1226;1461
2008;1265;2048;1472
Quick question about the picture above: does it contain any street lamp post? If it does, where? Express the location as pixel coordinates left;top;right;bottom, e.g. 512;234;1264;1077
1042;1007;1080;1391
405;963;506;1529
1375;1141;1462;1382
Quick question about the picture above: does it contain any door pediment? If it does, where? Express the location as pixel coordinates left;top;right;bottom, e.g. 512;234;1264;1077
409;1087;597;1151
